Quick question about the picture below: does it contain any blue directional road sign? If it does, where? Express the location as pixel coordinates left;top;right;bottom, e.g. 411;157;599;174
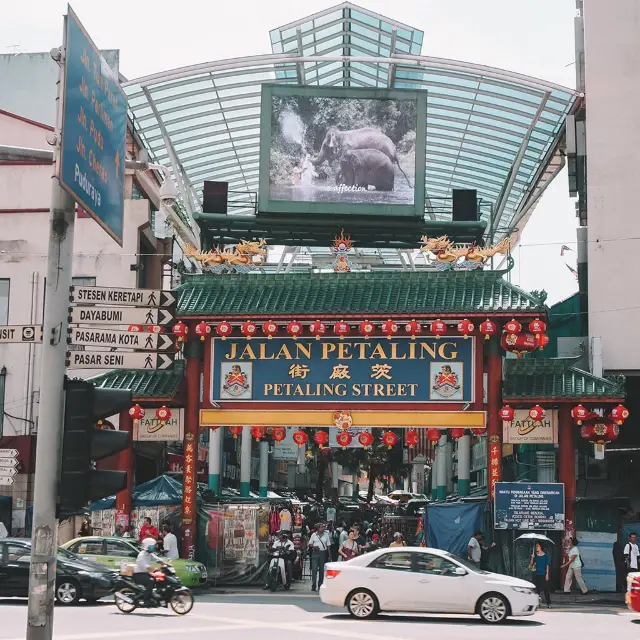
59;5;127;245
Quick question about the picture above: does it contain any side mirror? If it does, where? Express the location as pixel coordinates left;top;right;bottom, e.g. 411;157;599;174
454;567;467;576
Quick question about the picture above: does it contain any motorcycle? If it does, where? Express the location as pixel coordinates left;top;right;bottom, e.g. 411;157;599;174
267;547;292;592
114;565;194;615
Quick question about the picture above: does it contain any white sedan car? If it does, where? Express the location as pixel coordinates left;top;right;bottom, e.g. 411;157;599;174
319;546;538;623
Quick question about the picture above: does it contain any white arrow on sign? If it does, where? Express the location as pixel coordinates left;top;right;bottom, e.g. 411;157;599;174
0;467;18;477
70;286;176;308
69;306;174;326
66;350;174;370
0;325;43;344
0;457;18;469
0;449;18;458
0;477;14;486
68;327;174;351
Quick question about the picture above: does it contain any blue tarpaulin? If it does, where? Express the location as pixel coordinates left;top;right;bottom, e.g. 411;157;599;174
425;502;484;557
90;475;183;511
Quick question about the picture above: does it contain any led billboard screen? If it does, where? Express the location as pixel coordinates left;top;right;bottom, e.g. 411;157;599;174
259;85;426;217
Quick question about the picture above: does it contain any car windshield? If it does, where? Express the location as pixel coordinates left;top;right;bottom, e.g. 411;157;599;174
444;552;489;574
57;547;78;560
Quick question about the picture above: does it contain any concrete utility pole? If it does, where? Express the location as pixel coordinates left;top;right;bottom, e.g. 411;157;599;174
26;42;76;640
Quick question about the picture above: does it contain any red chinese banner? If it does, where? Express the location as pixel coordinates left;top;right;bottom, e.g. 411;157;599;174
488;435;501;500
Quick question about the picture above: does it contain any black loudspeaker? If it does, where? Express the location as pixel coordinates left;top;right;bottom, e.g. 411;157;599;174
452;189;478;222
203;181;229;214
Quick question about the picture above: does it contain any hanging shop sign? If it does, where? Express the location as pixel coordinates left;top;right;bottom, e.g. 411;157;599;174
494;482;565;531
272;427;300;461
210;336;474;403
134;409;184;442
502;409;558;444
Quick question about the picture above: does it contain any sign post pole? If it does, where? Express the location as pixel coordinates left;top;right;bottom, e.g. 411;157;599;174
26;42;76;640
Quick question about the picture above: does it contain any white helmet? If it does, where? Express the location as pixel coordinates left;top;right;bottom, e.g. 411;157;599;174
141;537;157;551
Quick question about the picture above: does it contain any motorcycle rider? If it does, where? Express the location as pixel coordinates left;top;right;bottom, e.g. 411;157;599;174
134;537;167;605
264;530;295;589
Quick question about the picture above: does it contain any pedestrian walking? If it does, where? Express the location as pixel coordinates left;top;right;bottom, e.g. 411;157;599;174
389;532;406;547
467;530;495;568
339;529;359;561
563;537;588;594
530;542;552;608
308;522;331;592
625;532;640;576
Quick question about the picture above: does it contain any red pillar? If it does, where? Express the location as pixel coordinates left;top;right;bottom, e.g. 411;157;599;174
559;405;576;577
486;347;503;501
181;339;201;560
115;410;134;534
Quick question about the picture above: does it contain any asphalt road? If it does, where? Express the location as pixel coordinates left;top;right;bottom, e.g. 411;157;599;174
0;593;638;640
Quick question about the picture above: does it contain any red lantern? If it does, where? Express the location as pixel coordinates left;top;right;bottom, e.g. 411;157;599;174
382;431;398;449
449;428;465;440
504;319;522;334
293;430;308;447
358;431;374;449
430;319;447;338
262;320;278;339
250;426;266;441
195;321;211;341
404;320;422;339
147;325;164;333
128;404;145;420
581;422;619;444
479;319;498;340
427;428;441;443
611;404;630;425
529;318;547;339
528;405;546;423
405;430;420;448
241;320;257;339
287;320;303;339
457;319;474;339
272;427;286;442
571;404;590;425
227;425;243;439
536;333;550;350
336;431;353;449
499;405;515;422
155;405;172;424
128;324;143;332
172;321;188;342
359;320;375;339
313;431;329;447
216;321;233;340
309;320;326;340
471;427;486;436
333;320;350;340
381;319;399;340
501;332;537;357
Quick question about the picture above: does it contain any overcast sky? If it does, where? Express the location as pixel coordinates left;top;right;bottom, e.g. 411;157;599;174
1;0;580;304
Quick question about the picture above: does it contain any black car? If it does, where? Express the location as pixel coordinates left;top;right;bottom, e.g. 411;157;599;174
0;538;115;605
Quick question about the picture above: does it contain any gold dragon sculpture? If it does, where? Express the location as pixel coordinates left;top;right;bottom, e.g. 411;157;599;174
420;235;510;270
184;239;267;273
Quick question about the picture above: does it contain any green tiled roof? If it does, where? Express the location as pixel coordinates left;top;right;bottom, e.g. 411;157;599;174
502;358;625;401
176;270;545;318
89;360;185;400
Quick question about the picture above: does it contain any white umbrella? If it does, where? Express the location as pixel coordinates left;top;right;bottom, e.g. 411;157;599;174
515;533;555;544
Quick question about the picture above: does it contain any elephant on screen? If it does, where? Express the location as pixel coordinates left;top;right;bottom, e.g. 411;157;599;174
338;149;395;192
309;126;413;187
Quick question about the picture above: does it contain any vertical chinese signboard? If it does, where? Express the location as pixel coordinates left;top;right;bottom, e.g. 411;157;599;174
182;432;197;559
488;434;501;500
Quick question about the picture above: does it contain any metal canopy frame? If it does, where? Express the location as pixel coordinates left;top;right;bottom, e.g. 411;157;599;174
123;1;579;258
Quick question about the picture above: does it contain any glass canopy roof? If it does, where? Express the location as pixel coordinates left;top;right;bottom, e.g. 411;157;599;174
122;1;579;248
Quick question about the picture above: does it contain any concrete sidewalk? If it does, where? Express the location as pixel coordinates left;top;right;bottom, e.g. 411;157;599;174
550;591;625;607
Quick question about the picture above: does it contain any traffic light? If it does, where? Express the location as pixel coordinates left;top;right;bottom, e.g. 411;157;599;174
60;377;132;513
